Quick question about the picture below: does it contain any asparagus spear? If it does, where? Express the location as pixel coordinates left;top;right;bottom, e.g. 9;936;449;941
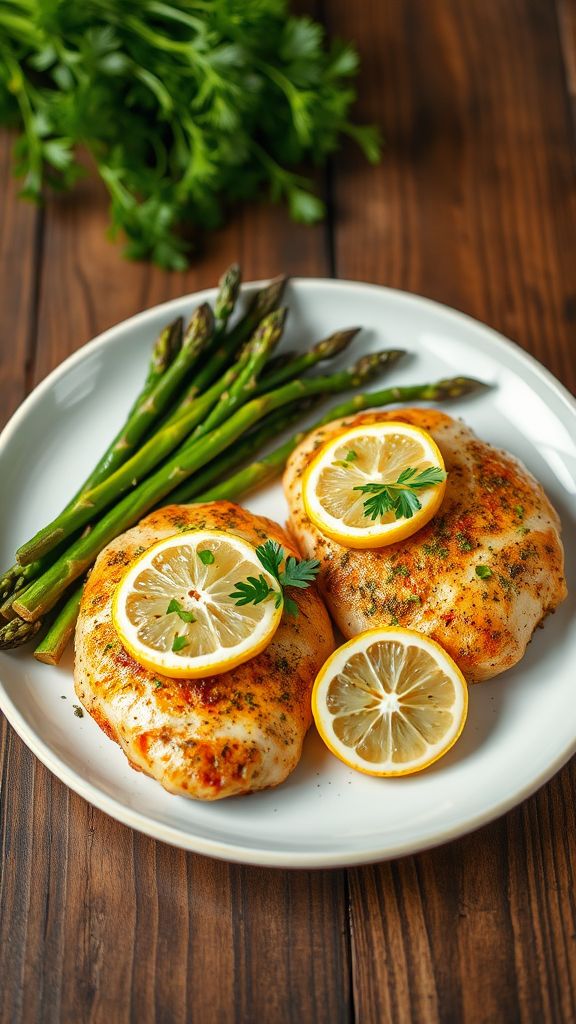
140;317;183;395
258;328;361;392
13;352;403;621
214;263;241;330
194;308;287;436
168;403;313;505
0;317;186;611
33;582;84;665
80;315;187;487
16;311;287;565
16;303;215;567
193;377;489;502
163;275;288;427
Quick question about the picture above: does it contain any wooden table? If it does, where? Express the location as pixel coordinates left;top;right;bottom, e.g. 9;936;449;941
1;3;575;1021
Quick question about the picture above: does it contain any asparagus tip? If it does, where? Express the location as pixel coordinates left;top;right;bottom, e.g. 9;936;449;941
353;349;407;381
434;376;491;397
220;261;240;278
252;275;289;318
254;306;289;341
215;263;242;322
314;327;362;359
0;615;43;650
183;302;215;347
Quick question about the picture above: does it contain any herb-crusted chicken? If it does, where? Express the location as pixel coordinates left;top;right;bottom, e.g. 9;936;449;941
74;502;334;799
284;408;567;682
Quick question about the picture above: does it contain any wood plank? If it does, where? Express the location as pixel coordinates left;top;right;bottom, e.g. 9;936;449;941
326;0;576;1020
0;130;42;1024
506;766;576;1022
0;152;351;1022
227;863;350;1024
0;133;40;425
557;0;576;137
328;0;576;392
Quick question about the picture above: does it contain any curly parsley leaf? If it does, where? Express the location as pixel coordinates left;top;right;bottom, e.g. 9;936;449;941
354;467;447;521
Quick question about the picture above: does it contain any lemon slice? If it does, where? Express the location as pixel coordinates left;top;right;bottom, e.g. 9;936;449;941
312;627;468;776
302;422;446;548
112;530;282;678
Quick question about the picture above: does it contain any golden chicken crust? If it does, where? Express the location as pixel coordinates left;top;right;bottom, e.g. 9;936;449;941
283;408;567;682
74;502;334;800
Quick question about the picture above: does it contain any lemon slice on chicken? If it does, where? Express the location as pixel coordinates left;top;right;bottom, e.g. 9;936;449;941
302;422;446;548
313;627;468;776
112;530;282;678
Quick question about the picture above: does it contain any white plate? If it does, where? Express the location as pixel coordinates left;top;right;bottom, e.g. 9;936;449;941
1;280;575;868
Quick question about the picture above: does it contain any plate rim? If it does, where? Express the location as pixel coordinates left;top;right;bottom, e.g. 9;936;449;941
1;278;575;868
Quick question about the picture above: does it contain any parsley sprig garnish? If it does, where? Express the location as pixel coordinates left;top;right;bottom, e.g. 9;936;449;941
229;541;320;617
354;467;447;521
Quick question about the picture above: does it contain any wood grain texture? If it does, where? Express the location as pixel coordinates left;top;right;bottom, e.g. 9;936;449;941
0;132;40;422
1;1;575;1022
328;0;576;393
558;0;576;133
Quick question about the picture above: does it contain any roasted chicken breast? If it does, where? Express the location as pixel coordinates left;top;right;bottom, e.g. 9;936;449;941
74;502;334;799
284;408;567;682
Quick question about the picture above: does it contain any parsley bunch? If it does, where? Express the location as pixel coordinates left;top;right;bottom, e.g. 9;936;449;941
229;540;319;616
0;0;380;268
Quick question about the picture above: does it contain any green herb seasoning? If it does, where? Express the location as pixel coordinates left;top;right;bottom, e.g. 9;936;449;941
333;449;359;468
456;532;473;552
166;598;196;623
475;565;492;579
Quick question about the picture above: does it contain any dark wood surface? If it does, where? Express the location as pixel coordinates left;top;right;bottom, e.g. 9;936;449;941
1;2;575;1021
